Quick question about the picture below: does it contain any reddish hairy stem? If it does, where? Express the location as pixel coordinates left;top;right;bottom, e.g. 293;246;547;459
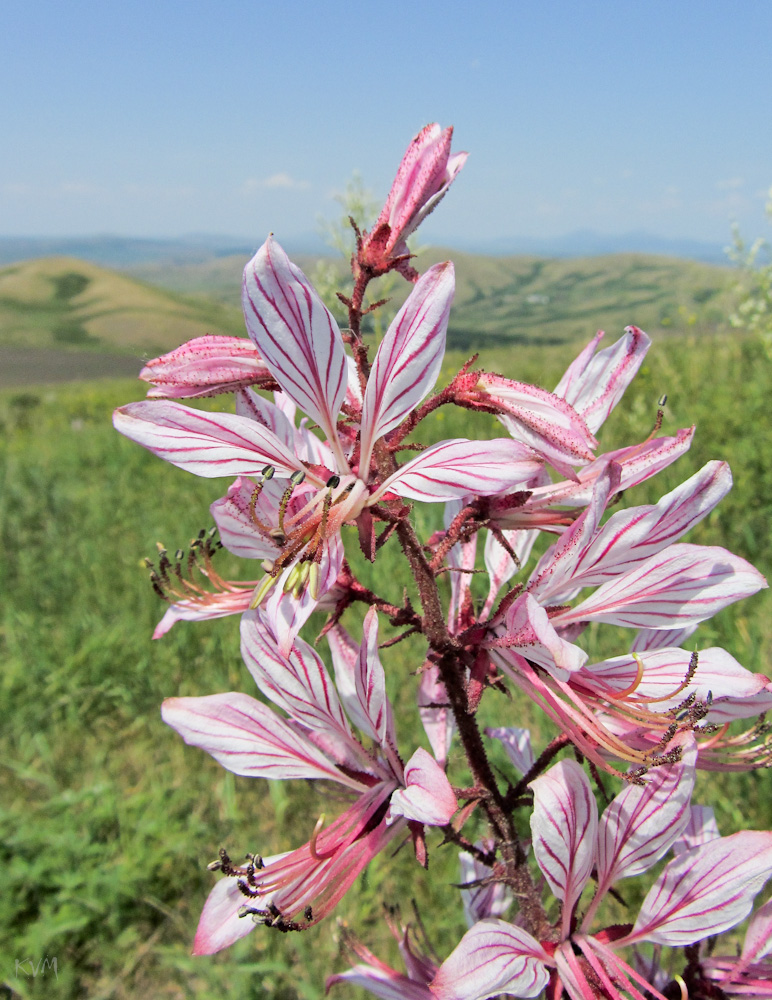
346;258;548;936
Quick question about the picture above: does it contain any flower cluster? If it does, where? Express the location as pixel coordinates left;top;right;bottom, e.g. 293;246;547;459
115;124;772;997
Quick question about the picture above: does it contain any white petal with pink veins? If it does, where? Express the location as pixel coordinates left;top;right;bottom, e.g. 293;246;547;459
374;438;542;503
430;919;551;1000
242;236;348;455
485;727;534;776
743;897;772;961
530;759;597;934
562;461;732;594
240;608;356;753
152;588;254;638
359;262;455;474
388;748;457;826
627;831;772;946
581;646;772;722
113;400;308;479
672;805;721;855
556;544;767;630
554;326;651;434
259;532;344;654
496;593;587;681
192;876;257;954
161;692;361;787
210;475;284;560
235;386;296;447
418;663;455;767
192;851;287;955
594;737;696;902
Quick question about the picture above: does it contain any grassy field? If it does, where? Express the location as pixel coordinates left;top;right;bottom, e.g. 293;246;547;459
2;330;771;999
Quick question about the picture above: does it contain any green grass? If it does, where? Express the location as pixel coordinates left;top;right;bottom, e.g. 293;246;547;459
1;331;771;998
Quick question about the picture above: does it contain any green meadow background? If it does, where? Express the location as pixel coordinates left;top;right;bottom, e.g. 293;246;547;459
1;250;771;999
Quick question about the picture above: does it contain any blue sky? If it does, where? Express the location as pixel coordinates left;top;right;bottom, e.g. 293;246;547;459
3;0;771;249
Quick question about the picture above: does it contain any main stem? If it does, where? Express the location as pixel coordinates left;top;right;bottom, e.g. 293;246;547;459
348;260;548;937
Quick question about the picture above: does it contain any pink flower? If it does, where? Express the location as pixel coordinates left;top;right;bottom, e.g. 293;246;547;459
483;461;769;770
431;749;772;1000
163;608;457;952
115;238;542;628
360;123;467;281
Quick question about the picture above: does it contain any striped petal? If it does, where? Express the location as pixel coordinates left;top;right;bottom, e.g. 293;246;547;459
485;727;534;776
483;528;538;617
211;475;283;560
328;964;433;1000
672;805;721;855
556;544;767;630
161;692;357;786
743;898;772;961
240;610;359;763
594;737;696;901
580;647;772;722
527;463;619;604
627;831;772;946
326;609;397;750
192;876;258;954
359;262;454;475
555;327;651;435
389;748;457;827
113;400;306;479
259;532;344;654
496;593;588;681
235;385;297;448
418;663;455;768
430;919;550;1000
459;840;513;927
560;461;732;596
374;439;542;503
530;759;597;933
242;236;347;452
152;588;254;638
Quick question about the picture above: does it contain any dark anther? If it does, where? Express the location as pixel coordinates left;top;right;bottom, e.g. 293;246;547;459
658;393;668;407
290;469;306;486
326;475;340;489
304;906;313;921
261;465;275;479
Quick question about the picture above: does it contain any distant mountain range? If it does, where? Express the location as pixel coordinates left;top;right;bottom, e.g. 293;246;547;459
0;230;731;267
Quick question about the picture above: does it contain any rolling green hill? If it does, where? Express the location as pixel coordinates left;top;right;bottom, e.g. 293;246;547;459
0;250;738;388
0;256;244;358
129;247;737;348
